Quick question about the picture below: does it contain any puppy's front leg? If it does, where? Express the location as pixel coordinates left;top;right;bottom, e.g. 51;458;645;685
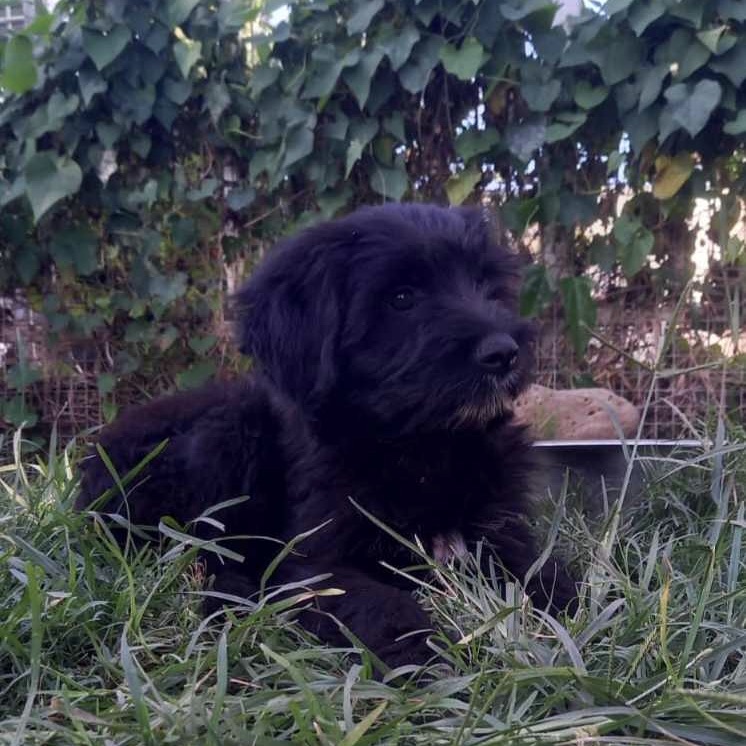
469;511;577;613
279;563;437;669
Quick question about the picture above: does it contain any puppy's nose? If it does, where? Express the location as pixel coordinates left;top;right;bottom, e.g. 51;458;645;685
475;333;519;374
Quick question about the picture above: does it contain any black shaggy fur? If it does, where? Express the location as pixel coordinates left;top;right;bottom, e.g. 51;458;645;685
78;203;576;669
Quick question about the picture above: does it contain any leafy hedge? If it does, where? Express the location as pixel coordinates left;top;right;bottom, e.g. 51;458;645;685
1;0;745;430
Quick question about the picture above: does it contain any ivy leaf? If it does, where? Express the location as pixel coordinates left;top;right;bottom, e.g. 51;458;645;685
25;153;83;223
613;214;654;277
176;360;217;390
718;0;746;22
545;111;586;143
710;40;746;87
505;120;546;161
342;49;384;109
283;126;314;169
345;120;378;177
573;81;608;110
653;153;694;200
173;34;202;78
599;36;644;86
347;0;384;35
445;166;481;206
50;225;99;276
303;46;357;100
638;64;669;112
369;160;408;201
377;24;420;71
97;373;116;396
399;36;443;93
697;26;727;54
663;79;721;139
1;35;37;93
627;1;665;35
439;37;486;81
164;0;201;28
78;64;107;105
520;264;553;317
723;110;746;135
589;236;616;272
205;78;230;124
455;129;500;162
2;396;39;428
15;245;40;284
226;186;256;211
559;276;596;355
82;25;132;71
522;79;561;112
188;335;218;355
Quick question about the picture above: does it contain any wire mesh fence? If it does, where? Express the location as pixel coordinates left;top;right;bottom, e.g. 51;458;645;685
2;266;743;444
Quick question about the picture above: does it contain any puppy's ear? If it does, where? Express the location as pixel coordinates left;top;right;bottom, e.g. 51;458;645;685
235;226;348;406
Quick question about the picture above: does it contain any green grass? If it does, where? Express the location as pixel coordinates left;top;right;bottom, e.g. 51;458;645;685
1;425;746;746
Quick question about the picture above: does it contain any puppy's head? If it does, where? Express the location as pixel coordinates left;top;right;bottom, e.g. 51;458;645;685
236;203;534;434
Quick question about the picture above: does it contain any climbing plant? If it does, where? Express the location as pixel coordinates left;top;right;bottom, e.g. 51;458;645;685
1;0;745;430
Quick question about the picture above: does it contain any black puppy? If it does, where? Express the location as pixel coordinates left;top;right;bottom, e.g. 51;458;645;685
78;203;575;668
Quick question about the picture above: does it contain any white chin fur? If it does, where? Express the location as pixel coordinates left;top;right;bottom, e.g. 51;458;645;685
432;531;468;564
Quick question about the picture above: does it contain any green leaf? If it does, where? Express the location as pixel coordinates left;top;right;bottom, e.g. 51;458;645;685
638;64;668;112
697;26;727;54
662;79;721;139
369;160;408;201
573;81;608;110
710;40;746;87
82;25;132;71
303;46;358;100
653;153;694;200
377;24;420;71
718;0;746;21
97;373;116;396
78;65;107;106
25;154;82;223
599;36;644;86
613;215;654;277
439;37;486;81
188;335;217;355
506;120;546;162
163;77;192;105
723;110;746;135
520;264;553;317
283;126;314;169
15;245;40;283
522;79;561;112
6;360;42;389
342;49;384;109
226;186;256;211
455;129;500;162
206;79;230;124
347;0;384;35
173;35;202;78
345;120;378;177
164;0;201;27
1;35;37;93
545;111;586;143
445;166;481;206
176;360;217;390
399;36;443;93
50;225;99;276
627;1;665;35
559;276;596;355
589;236;616;272
500;197;540;234
2;396;38;428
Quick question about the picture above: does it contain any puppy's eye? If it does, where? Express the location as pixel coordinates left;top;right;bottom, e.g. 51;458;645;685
389;286;417;311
